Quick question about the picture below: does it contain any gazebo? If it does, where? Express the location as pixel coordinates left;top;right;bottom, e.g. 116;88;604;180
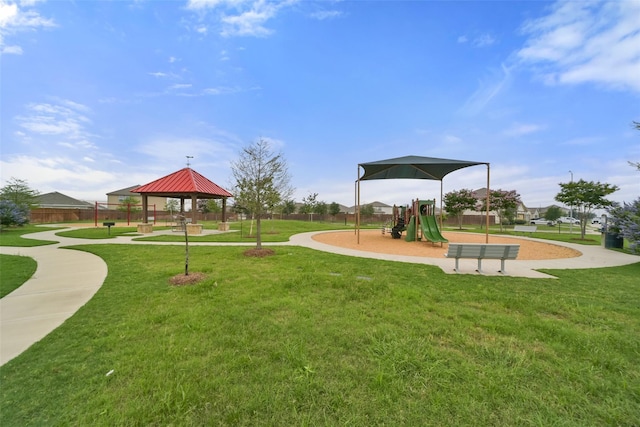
133;167;233;234
356;155;490;243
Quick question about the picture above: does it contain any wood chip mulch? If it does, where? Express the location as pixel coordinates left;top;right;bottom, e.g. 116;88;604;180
169;272;207;286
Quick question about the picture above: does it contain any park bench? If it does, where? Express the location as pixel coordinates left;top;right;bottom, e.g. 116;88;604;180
445;243;520;274
513;225;537;234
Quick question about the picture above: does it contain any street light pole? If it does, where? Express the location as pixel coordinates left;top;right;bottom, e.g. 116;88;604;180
569;170;573;234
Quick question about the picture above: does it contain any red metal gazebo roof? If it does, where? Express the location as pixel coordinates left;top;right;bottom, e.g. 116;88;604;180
132;167;233;198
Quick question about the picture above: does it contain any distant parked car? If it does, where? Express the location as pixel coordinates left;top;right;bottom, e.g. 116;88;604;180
591;218;600;224
530;218;555;226
557;216;580;224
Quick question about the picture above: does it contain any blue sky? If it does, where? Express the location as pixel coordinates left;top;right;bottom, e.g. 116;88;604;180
1;0;639;211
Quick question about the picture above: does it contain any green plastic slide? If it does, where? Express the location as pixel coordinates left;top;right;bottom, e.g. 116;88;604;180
419;214;448;244
405;215;416;242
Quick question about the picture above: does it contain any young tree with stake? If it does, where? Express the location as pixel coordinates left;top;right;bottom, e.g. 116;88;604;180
231;139;293;251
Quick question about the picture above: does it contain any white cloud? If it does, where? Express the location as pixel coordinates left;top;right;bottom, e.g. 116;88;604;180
0;155;116;195
134;137;235;166
459;63;512;115
221;8;274;37
169;83;193;90
443;134;462;144
517;0;640;93
560;136;604;146
473;33;496;47
185;0;298;38
15;100;96;148
457;33;496;47
0;0;55;53
502;123;545;137
0;1;19;27
310;10;343;20
1;44;21;54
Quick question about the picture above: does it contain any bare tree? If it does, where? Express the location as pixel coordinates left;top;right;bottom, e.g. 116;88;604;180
231;139;293;250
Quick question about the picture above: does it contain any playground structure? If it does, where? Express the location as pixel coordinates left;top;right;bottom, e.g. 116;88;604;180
386;199;448;246
356;155;490;244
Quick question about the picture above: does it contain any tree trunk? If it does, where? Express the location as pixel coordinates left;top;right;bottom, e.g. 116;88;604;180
256;217;262;249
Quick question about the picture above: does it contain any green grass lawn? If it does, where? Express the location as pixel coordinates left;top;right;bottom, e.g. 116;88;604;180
1;243;639;426
55;219;357;242
0;225;60;247
0;254;37;298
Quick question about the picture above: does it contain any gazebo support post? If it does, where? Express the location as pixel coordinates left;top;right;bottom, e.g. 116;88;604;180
191;195;198;224
137;195;153;234
218;197;230;231
186;194;203;235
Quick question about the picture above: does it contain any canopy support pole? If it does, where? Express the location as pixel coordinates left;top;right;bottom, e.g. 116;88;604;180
486;163;490;243
356;165;361;244
439;180;444;230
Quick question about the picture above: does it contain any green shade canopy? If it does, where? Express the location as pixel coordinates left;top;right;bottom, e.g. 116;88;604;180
356;154;491;243
359;155;488;181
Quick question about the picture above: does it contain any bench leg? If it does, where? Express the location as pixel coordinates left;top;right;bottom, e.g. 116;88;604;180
454;258;460;272
476;259;483;273
499;259;506;274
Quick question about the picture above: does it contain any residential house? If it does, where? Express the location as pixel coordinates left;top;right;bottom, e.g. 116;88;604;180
106;185;167;211
36;192;94;209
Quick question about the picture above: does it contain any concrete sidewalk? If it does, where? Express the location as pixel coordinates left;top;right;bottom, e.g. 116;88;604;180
1;226;638;366
290;230;640;279
1;232;107;365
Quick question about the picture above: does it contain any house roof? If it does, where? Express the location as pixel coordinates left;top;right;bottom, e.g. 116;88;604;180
37;192;93;209
132;167;233;199
107;185;141;196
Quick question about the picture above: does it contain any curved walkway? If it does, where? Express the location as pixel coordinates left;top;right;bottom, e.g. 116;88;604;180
1;227;638;366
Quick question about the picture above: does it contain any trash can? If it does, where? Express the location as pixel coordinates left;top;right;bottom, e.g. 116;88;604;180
603;232;624;249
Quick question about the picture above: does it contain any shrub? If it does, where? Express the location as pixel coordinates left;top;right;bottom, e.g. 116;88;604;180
0;200;30;228
608;198;640;253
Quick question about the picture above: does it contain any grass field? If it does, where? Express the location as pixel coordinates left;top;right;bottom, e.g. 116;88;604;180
0;254;37;298
1;240;639;425
0;225;60;247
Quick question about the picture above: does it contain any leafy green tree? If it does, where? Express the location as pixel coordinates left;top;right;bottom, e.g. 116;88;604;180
478;189;520;232
166;199;180;214
117;196;141;212
314;201;328;216
231;138;293;250
360;203;375;216
444;188;477;229
300;192;318;214
198;199;221;214
555;179;619;239
0;177;39;208
544;206;562;221
329;202;341;217
281;199;297;215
